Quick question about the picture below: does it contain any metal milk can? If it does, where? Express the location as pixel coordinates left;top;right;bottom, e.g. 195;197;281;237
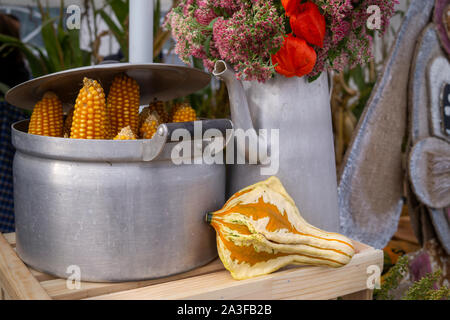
213;61;339;232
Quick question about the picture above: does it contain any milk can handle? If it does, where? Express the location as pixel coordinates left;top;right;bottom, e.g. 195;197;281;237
141;119;233;161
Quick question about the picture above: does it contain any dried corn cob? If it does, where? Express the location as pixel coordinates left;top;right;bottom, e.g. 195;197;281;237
139;111;160;139
170;103;197;123
28;92;63;137
63;106;74;138
168;102;180;122
114;126;136;140
70;77;109;139
139;103;163;131
148;100;169;123
107;74;140;137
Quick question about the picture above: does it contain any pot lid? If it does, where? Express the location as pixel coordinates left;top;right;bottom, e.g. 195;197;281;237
5;63;211;111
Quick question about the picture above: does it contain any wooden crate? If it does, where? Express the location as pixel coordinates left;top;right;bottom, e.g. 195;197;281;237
0;232;383;300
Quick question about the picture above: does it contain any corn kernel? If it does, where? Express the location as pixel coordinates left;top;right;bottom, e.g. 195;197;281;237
107;74;140;137
70;78;109;139
141;100;169;124
114;126;137;140
28;91;63;137
139;111;160;139
171;103;197;123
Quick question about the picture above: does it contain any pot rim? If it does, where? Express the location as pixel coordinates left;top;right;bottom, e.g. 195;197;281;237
12;119;233;163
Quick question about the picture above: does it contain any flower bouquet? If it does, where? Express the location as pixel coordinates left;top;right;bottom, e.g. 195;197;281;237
165;0;398;82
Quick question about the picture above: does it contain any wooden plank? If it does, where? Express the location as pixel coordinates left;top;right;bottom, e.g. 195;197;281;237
352;240;369;253
1;233;55;282
1;287;12;300
341;289;373;300
30;269;56;282
42;258;224;300
0;231;379;301
0;233;51;300
3;233;16;247
91;246;383;300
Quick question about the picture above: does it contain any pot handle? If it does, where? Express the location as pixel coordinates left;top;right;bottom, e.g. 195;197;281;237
141;119;234;161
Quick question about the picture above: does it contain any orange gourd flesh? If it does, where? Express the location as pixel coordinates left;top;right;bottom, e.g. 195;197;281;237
206;176;355;280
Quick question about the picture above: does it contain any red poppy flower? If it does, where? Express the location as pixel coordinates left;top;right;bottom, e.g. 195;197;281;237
289;2;326;48
272;34;317;78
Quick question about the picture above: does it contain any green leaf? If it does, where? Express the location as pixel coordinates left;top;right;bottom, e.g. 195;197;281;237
107;0;129;28
204;35;212;58
154;0;161;37
0;34;48;77
192;57;204;70
206;17;219;31
308;73;322;83
403;270;449;300
349;65;366;92
374;255;409;300
39;15;65;72
98;9;128;59
0;82;10;96
57;24;72;68
81;50;92;67
68;29;84;67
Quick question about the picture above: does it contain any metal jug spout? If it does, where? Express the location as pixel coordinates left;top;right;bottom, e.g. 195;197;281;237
213;61;254;132
213;60;270;164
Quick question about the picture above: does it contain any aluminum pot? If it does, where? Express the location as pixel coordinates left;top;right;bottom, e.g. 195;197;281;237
12;119;232;282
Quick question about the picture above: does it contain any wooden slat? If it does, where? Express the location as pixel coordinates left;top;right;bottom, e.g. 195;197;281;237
341;289;373;300
1;287;12;300
0;234;50;300
41;259;224;300
30;269;56;282
3;233;16;247
91;245;383;300
0;232;380;301
47;241;367;300
2;233;55;282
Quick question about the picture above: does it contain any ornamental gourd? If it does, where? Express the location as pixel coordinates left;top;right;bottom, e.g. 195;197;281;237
206;176;355;280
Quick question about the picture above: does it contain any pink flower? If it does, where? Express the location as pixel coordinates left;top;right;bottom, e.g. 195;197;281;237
194;0;217;25
165;0;399;81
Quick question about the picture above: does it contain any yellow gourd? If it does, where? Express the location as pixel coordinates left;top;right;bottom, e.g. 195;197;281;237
206;176;355;280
